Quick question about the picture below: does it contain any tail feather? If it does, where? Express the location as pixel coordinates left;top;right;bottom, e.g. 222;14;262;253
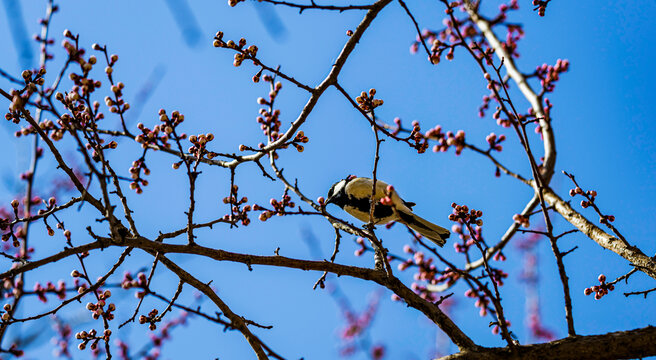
397;210;450;247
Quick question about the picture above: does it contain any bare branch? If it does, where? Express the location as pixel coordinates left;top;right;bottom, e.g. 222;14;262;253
437;326;656;360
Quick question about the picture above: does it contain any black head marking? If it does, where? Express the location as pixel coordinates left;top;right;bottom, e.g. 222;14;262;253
326;176;353;208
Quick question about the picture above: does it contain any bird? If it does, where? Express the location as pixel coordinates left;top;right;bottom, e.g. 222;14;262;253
325;176;450;247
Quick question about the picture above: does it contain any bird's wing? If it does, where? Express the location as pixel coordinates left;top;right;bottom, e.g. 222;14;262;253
402;200;416;209
346;177;415;212
345;177;389;200
397;210;450;247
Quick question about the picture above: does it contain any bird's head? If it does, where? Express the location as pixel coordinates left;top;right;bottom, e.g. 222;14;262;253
326;177;351;208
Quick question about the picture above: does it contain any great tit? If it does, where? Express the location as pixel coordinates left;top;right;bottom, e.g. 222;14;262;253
326;176;450;247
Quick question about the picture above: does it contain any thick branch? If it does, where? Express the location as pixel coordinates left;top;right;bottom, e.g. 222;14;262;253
542;186;656;279
125;237;476;350
466;6;556;182
439;326;656;360
155;254;270;360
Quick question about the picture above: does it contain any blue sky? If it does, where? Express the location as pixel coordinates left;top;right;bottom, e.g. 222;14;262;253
0;0;655;359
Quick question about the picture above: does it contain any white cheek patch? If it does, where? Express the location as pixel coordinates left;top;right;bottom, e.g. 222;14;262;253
333;180;346;195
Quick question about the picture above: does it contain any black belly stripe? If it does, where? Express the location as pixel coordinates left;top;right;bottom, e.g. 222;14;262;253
349;195;394;219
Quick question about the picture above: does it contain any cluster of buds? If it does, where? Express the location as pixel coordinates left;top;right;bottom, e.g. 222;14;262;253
32;280;66;302
84;136;116;162
34;7;57;59
478;93;495;118
15;118;65;141
493;251;507;261
21;68;46;87
485;133;506;152
1;213;24;248
491;320;512;335
255;193;296;221
535;59;569;93
5;90;31;124
426;37;456;64
489;268;509;286
144;311;189;354
128;158;150;194
222;185;252;226
355;88;384;112
375;117;453;155
432;267;460;292
290;130;309;153
85;289;115;320
1;303;12;322
73;277;89;294
255;76;283;139
121;271;148;298
255;107;281;140
187;133;218;160
449;203;483;227
139;311;189;358
5;68;44;122
528;311;555;340
339;295;379;342
409;23;461;62
0;219;8;244
379;185;395;206
52;318;73;358
92;43;119;77
139;308;161;330
159;110;185;139
450;224;475;253
568;185;616;224
75;328;110;351
445;130;466;155
60;36;109;100
569;186;596;207
106;81;130;115
135;110;181;150
424;124;448;153
116;339;129;359
464;287;492;317
490;106;513;128
399;248;443;299
423;126;467;155
498;0;520;19
61;29;82;60
512;213;530;228
500;23;523;59
411;0;523;63
212;31;258;67
399;119;429;153
3;277;24;298
532;0;550;16
584;274;614;300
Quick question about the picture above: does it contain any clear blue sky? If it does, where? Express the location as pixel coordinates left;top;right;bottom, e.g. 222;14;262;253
0;1;655;359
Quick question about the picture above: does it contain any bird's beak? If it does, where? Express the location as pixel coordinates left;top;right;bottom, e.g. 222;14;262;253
325;196;334;205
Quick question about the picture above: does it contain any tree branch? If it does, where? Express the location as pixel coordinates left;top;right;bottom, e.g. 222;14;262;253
438;326;656;360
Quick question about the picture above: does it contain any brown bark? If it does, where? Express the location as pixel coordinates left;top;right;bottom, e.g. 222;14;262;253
438;326;656;360
543;187;656;280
